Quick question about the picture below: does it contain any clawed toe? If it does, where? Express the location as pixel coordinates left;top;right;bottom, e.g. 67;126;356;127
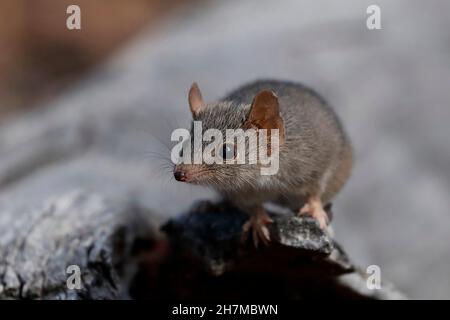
298;197;329;229
253;224;270;247
241;212;273;247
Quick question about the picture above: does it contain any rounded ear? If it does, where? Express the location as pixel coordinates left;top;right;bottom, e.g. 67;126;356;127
245;89;285;145
188;82;205;116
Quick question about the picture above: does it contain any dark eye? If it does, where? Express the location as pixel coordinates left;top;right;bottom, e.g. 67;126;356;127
222;143;235;160
179;148;184;158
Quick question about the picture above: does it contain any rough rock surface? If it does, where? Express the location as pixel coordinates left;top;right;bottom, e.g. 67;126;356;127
0;191;154;299
162;201;337;275
0;190;405;299
152;201;405;300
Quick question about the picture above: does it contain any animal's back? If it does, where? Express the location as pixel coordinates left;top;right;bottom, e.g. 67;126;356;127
224;79;346;146
225;79;352;205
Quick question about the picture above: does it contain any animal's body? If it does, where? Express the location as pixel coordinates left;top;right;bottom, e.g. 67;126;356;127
174;80;353;245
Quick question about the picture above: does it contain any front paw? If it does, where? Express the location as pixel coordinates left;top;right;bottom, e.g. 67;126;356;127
298;201;329;229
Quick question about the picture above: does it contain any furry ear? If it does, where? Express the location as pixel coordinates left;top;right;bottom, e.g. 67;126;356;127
188;82;205;115
245;90;285;145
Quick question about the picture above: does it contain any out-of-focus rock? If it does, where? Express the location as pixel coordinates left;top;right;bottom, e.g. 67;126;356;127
0;191;156;299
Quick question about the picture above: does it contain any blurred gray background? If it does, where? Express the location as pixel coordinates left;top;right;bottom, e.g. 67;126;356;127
0;0;449;299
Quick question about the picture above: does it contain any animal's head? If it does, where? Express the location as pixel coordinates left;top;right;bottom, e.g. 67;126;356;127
172;83;285;191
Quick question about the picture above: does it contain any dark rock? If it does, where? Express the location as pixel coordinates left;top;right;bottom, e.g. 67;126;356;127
0;192;406;300
162;201;341;275
146;200;406;300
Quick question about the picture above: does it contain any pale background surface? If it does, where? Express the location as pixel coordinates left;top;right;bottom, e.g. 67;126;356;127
0;0;449;298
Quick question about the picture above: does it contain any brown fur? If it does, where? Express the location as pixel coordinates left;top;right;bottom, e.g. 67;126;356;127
178;79;353;218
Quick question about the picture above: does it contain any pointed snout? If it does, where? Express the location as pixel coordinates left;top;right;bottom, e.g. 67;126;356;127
173;166;187;182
